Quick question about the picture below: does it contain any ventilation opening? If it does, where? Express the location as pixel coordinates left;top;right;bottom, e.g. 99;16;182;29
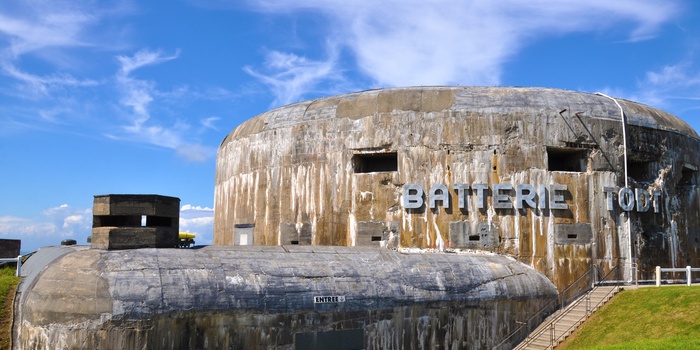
371;236;382;242
353;153;398;173
290;240;299;245
547;147;587;172
469;235;480;241
567;234;578;239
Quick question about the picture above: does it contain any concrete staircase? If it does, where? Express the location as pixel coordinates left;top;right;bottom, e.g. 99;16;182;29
514;285;620;350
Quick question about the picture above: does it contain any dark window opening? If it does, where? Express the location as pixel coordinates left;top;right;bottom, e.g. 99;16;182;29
469;235;480;241
295;329;364;350
93;215;172;228
547;148;587;172
146;216;173;227
290;240;299;245
627;160;655;182
234;223;255;228
94;215;134;227
567;234;578;239
563;141;598;150
353;153;398;173
371;236;382;242
679;166;697;187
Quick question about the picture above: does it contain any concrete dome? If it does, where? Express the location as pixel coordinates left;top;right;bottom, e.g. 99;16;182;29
16;245;557;349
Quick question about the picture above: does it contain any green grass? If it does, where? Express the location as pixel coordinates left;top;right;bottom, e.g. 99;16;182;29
559;286;700;350
0;267;19;350
0;267;18;305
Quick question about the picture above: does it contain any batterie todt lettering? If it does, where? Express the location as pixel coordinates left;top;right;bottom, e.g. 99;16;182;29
404;183;661;213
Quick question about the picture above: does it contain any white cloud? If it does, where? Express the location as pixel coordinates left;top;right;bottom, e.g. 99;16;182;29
0;3;214;163
117;49;179;76
113;49;215;162
181;204;214;211
0;204;92;251
603;61;700;112
0;1;127;94
245;0;681;97
200;116;221;131
244;48;341;106
176;143;216;162
0;216;56;237
0;203;215;251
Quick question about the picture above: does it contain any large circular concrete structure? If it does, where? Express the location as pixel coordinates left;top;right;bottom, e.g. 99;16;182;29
215;86;700;288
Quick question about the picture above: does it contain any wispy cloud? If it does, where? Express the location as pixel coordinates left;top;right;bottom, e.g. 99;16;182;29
117;49;180;76
0;1;127;95
0;2;220;162
637;61;700;114
244;0;682;101
113;49;216;162
244;46;341;106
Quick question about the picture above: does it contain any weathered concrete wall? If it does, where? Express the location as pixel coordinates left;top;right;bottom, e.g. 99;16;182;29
0;239;20;258
15;246;556;349
214;87;700;289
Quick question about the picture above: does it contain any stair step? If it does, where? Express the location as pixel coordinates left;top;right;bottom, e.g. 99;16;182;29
526;338;552;348
514;285;620;350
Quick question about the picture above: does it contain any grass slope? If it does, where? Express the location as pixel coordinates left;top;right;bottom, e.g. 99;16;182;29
559;286;700;350
0;267;18;350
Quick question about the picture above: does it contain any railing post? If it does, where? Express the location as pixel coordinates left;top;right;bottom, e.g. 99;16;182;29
586;294;590;315
656;266;661;287
15;255;22;277
687;266;692;286
550;322;554;348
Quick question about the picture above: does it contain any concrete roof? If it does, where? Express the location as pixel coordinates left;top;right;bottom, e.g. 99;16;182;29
18;245;557;324
227;86;698;141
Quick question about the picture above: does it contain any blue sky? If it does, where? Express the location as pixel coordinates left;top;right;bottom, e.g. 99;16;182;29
1;0;700;253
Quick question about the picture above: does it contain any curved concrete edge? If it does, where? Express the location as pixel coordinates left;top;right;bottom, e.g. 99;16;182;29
227;87;699;140
16;246;558;349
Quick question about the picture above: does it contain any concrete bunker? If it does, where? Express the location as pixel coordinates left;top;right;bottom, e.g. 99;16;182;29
12;86;700;349
14;245;557;349
91;194;180;250
215;86;700;289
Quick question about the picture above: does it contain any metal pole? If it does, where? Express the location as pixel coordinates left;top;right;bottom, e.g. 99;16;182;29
656;266;661;287
16;255;22;277
595;92;633;283
687;266;692;286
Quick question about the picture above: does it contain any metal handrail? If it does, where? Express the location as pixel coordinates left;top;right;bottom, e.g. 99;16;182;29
492;266;597;350
0;255;23;276
502;264;621;350
558;265;598;309
550;265;621;348
520;267;597;344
